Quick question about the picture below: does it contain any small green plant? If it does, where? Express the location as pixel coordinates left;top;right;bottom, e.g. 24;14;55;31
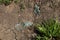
0;0;3;4
35;19;60;40
14;0;19;3
0;0;13;5
3;0;12;5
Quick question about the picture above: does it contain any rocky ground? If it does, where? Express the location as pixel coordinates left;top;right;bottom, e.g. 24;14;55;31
0;0;35;40
0;0;60;40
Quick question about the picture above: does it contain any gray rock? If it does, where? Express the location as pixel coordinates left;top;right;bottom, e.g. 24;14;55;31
34;4;40;15
23;21;33;27
15;21;33;31
15;23;25;31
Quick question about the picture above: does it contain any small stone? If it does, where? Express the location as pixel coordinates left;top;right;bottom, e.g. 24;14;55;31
15;23;24;32
23;21;33;27
15;21;33;32
18;14;21;17
34;4;40;15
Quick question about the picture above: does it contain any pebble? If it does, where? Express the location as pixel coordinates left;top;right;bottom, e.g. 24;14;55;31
23;21;33;27
15;21;33;32
34;4;40;15
18;14;21;17
15;23;24;32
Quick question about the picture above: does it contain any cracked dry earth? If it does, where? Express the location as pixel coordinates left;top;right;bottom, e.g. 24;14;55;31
0;3;34;40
